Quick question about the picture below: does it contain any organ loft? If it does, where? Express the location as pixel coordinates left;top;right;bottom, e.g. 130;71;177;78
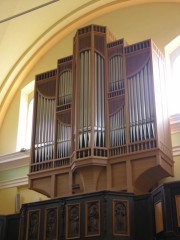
29;24;173;198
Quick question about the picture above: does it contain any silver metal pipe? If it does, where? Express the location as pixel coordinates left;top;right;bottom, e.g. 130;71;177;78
132;75;138;141
136;73;143;140
98;54;102;147
139;69;146;140
84;51;88;147
79;52;84;149
144;65;150;139
130;78;136;142
128;79;132;143
147;61;155;138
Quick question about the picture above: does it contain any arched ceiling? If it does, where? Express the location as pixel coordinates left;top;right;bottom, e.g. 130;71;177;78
0;0;179;127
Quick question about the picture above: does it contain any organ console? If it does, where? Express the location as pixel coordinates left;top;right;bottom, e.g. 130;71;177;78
29;24;173;198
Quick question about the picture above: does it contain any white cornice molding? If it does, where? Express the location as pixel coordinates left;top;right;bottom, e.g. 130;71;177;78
170;114;180;134
173;145;180;156
0;150;30;171
0;177;28;189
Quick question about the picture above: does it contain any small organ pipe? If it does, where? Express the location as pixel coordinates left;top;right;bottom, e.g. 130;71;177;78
57;121;71;158
110;106;126;148
109;55;124;92
59;70;72;105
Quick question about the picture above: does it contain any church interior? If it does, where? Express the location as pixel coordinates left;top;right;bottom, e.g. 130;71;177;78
0;1;180;239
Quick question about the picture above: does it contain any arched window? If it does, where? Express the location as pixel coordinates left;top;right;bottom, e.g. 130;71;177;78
165;36;180;116
16;81;34;151
25;98;34;149
171;56;180;114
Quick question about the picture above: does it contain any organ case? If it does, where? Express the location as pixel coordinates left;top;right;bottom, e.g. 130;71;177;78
29;25;173;198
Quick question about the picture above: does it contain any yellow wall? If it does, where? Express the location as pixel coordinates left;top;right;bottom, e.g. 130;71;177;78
0;188;17;214
0;186;49;215
172;132;180;146
172;132;180;180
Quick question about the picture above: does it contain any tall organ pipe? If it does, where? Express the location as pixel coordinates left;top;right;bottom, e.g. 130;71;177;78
57;69;72;158
109;55;125;148
78;50;91;149
34;93;55;163
128;60;155;143
94;52;105;147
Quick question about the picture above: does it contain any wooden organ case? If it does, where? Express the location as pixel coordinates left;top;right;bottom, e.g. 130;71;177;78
29;25;173;198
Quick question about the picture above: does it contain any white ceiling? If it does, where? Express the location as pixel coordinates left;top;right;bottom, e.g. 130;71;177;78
0;0;179;127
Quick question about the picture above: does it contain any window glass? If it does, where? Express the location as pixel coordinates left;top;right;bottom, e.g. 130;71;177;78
165;36;180;116
16;81;34;151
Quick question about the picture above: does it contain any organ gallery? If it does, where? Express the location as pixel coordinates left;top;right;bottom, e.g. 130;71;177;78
29;24;173;198
13;25;180;240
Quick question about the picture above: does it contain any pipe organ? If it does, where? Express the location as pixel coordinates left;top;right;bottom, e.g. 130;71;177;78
30;25;173;198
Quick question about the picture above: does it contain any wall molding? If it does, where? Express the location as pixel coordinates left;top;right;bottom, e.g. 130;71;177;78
0;0;60;23
170;114;180;134
0;177;28;189
0;151;30;189
173;145;180;157
0;150;30;171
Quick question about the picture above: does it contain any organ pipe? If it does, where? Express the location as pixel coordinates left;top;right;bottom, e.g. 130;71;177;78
109;54;125;148
34;93;55;163
58;71;72;105
31;26;170;174
110;106;126;147
127;60;155;143
57;121;71;158
94;52;105;147
57;68;72;158
109;55;124;92
78;50;91;149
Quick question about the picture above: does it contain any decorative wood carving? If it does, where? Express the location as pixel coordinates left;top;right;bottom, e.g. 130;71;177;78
27;210;40;240
86;201;100;237
66;204;80;239
113;200;129;236
45;207;58;240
